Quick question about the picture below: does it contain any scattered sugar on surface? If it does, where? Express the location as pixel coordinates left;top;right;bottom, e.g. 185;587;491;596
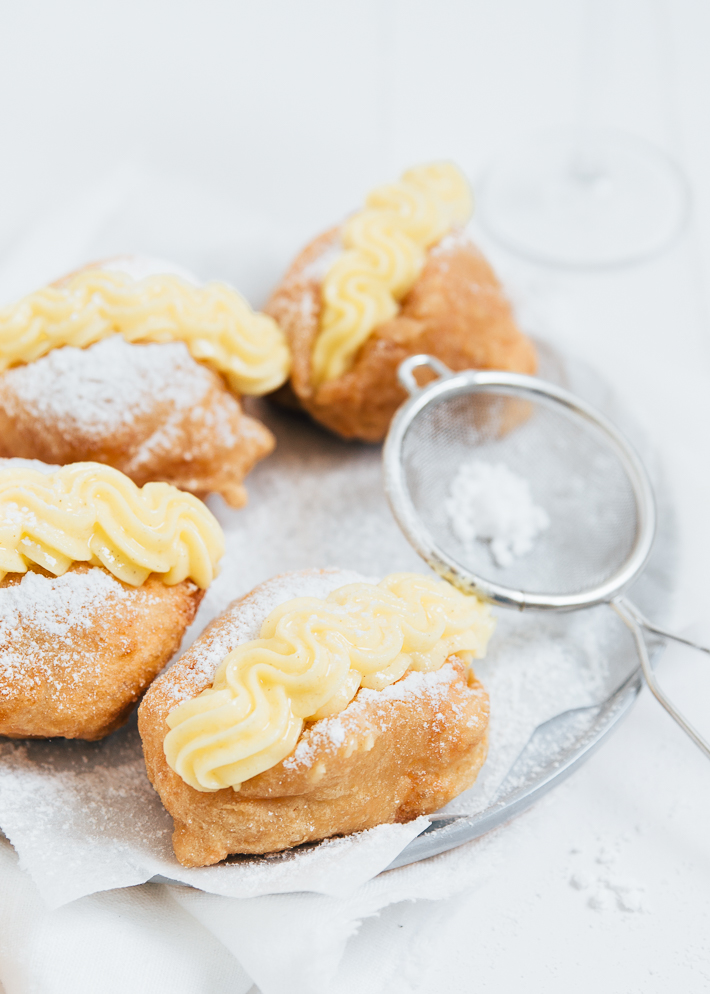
567;836;648;914
446;458;550;568
441;604;620;818
1;336;212;440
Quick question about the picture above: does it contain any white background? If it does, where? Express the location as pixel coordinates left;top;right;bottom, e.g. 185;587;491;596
1;1;710;990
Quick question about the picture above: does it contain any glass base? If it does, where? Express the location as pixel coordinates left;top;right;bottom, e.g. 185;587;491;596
478;129;690;269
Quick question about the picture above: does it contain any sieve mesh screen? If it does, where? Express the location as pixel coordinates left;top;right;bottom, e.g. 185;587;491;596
400;388;639;597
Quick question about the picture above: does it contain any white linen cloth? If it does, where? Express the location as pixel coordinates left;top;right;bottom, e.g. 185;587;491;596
0;819;518;994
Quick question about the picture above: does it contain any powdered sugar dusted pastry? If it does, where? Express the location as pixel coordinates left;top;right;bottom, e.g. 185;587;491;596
0;458;224;740
138;568;493;866
266;163;536;442
0;257;291;507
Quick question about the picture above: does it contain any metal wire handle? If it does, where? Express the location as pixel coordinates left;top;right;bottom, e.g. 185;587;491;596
613;598;710;759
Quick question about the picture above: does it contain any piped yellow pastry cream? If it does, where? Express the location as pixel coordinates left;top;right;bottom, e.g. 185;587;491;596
0;269;290;395
164;572;494;792
0;461;224;588
312;162;474;386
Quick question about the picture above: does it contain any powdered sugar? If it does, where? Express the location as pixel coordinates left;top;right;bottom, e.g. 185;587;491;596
299;288;317;322
568;836;648;913
166;568;372;705
299;228;473;290
357;664;458;707
301;240;343;283
1;335;214;440
430;228;475;257
283;663;461;772
0;569;127;639
0;457;58;476
0;568;135;699
446;459;550;567
283;720;346;771
101;255;200;285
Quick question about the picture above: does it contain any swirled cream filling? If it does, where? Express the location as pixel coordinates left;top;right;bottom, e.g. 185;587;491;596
0;461;224;588
164;572;494;792
0;269;290;396
311;163;474;386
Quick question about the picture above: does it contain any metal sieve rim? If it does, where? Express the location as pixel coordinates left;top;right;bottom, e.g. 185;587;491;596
383;356;657;611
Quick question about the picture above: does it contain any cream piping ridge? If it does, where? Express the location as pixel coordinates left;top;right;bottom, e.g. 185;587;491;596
164;572;494;791
0;461;224;588
0;269;291;396
311;162;474;386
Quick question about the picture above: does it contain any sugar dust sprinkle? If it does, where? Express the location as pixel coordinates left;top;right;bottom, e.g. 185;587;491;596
445;459;550;568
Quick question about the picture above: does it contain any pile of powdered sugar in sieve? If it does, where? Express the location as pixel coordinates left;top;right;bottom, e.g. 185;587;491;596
445;459;550;567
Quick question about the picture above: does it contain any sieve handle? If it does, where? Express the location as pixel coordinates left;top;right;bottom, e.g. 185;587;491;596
612;597;710;760
615;599;710;656
397;354;453;395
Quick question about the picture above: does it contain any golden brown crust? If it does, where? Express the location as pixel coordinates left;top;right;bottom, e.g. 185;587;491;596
0;257;276;507
0;564;203;741
265;229;537;442
139;570;490;866
0;341;274;508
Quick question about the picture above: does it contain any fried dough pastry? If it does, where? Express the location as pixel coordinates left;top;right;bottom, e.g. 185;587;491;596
0;257;283;507
0;456;223;739
0;563;202;740
139;569;491;866
0;335;273;508
267;228;537;442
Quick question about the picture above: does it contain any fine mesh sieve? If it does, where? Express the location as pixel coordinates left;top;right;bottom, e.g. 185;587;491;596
383;354;710;759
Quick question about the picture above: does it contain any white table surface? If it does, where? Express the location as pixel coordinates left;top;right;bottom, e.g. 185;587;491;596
1;1;709;991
